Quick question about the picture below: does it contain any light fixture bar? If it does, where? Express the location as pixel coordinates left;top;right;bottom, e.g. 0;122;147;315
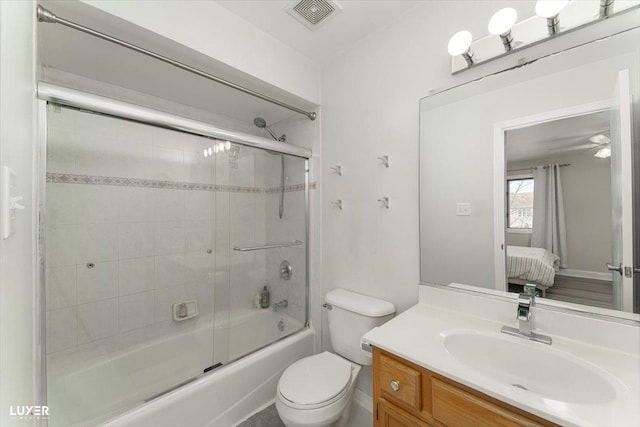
462;50;475;66
546;14;560;35
500;31;514;51
449;1;639;74
600;0;615;17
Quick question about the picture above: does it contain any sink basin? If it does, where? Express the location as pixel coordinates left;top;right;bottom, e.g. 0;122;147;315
442;330;619;404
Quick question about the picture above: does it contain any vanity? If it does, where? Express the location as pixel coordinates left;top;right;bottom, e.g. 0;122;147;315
363;285;640;427
373;349;554;427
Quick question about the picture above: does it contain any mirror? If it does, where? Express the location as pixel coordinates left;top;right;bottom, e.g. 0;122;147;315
419;26;640;319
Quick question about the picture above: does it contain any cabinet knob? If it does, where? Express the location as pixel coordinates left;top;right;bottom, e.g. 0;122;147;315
390;380;400;392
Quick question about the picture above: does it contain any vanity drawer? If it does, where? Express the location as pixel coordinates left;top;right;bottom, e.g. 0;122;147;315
379;353;422;411
432;378;545;427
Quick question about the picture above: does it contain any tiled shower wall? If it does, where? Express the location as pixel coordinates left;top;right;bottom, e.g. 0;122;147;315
45;106;224;357
263;155;307;324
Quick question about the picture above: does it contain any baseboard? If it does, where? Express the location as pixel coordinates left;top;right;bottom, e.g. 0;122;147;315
353;389;372;413
556;269;611;282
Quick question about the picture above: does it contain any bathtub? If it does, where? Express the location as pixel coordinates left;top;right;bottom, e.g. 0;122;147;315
47;310;314;427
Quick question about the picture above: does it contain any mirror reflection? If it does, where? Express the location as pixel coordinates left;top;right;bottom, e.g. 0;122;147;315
419;27;639;318
505;112;614;309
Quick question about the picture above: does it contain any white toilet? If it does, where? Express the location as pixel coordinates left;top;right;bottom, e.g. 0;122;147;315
276;289;395;427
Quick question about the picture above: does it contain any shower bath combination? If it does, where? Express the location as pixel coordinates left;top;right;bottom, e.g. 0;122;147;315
254;117;287;219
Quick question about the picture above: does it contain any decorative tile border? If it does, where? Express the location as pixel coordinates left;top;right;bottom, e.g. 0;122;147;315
46;173;316;193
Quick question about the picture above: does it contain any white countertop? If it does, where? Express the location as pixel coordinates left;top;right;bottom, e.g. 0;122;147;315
362;301;640;427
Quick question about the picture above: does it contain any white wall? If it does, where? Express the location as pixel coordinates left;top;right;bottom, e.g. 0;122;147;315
81;0;320;105
0;1;38;426
320;0;538;322
320;0;533;399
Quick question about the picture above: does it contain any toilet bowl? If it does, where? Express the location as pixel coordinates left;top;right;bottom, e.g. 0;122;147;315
275;289;395;427
276;352;361;427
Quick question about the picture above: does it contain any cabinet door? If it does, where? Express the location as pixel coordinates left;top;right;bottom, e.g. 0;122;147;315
378;399;429;427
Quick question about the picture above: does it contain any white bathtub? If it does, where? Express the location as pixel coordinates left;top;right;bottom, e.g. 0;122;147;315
47;310;313;427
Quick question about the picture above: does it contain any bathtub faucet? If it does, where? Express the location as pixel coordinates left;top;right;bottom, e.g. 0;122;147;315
273;300;288;312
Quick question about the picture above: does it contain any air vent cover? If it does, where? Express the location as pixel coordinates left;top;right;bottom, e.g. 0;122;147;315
286;0;341;31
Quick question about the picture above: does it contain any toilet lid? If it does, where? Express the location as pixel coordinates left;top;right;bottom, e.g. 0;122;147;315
279;352;351;406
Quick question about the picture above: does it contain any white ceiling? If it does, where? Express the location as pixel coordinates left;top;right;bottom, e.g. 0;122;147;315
215;0;423;65
506;111;610;163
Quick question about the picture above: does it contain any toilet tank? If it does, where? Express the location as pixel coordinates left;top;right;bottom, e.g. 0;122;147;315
325;289;395;366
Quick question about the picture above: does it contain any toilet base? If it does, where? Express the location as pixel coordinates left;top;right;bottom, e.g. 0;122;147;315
276;357;361;427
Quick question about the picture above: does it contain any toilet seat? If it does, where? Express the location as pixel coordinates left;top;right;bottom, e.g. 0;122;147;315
278;352;352;410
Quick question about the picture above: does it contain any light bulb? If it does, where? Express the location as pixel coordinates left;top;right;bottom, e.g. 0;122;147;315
203;148;208;157
589;134;610;145
447;30;473;56
208;147;213;156
595;145;611;159
535;0;568;18
488;8;518;36
225;141;231;150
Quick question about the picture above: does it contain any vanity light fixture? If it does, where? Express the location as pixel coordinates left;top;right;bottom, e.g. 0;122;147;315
488;8;518;51
448;30;474;67
535;0;569;35
600;0;615;18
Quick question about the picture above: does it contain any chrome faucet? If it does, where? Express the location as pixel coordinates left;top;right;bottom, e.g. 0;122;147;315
273;299;288;312
501;284;552;345
517;291;534;335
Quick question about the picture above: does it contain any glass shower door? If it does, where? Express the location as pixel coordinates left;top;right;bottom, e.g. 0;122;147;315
44;105;218;426
214;144;308;364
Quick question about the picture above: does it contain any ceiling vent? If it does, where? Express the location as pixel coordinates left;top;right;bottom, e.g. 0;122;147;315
286;0;342;31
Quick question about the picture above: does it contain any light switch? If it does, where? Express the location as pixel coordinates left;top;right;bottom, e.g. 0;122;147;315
2;166;25;239
456;202;471;216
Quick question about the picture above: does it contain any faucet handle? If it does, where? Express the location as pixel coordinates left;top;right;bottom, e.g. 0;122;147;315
517;292;533;321
517;304;531;321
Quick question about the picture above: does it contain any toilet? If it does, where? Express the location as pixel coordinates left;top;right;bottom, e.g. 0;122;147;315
276;289;395;427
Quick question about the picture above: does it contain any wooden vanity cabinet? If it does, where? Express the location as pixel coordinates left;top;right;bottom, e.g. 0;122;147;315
372;347;558;427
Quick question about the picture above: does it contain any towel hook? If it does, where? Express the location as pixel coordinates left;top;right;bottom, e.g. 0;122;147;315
330;165;343;176
377;155;390;168
332;200;343;210
377;196;390;209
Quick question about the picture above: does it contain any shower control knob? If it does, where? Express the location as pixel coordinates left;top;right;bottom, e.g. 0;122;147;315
280;260;292;280
390;380;400;392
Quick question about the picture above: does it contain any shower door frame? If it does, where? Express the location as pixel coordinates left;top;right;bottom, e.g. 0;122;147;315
36;82;312;418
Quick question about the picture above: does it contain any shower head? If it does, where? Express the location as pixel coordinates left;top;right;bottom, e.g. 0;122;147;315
253;117;267;129
253;117;284;142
